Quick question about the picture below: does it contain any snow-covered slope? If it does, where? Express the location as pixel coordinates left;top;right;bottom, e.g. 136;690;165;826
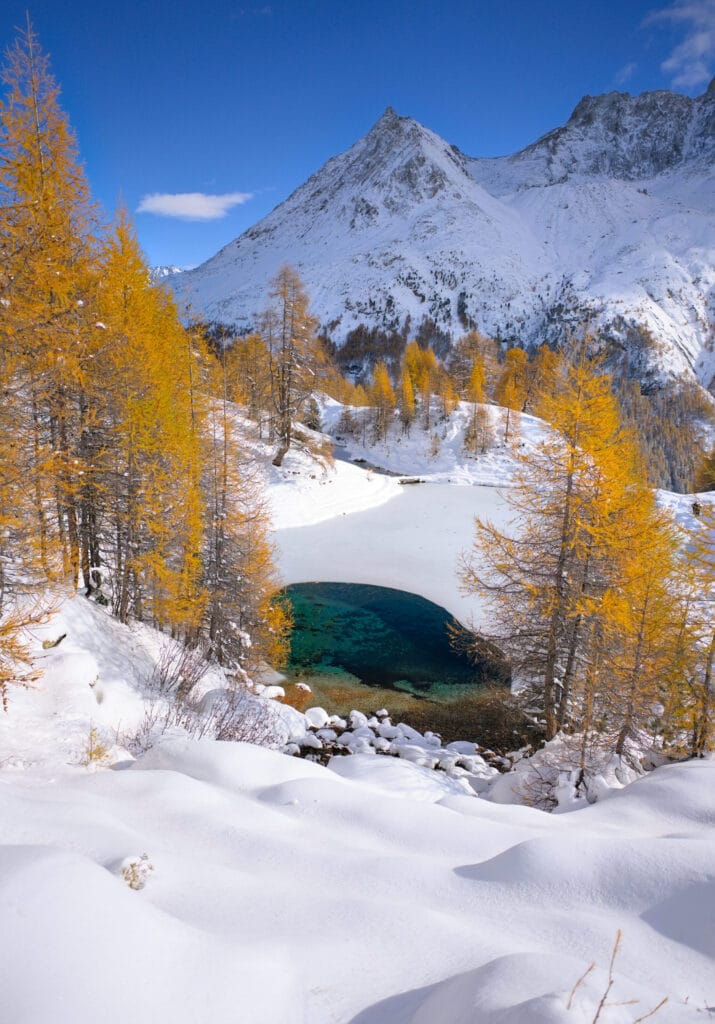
175;82;715;389
1;730;714;1022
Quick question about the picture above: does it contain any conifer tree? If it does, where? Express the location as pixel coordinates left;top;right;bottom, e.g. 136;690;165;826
461;352;647;740
437;372;458;420
0;17;99;590
94;211;204;633
463;356;493;455
262;266;322;467
495;347;528;441
201;349;290;673
223;332;272;437
370;361;395;441
682;500;715;754
607;503;685;756
695;446;715;492
526;344;561;415
447;331;500;401
398;370;416;434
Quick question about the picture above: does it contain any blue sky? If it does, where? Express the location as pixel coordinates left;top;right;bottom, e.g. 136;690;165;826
1;0;713;268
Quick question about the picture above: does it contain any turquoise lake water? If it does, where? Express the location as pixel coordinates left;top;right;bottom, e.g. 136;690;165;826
283;581;505;699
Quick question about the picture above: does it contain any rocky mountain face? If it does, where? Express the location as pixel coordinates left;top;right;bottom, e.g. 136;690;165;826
174;82;715;389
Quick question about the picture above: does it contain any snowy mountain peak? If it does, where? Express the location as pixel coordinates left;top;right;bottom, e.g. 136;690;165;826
333;104;468;204
512;83;715;182
175;85;715;389
151;264;184;281
373;105;400;126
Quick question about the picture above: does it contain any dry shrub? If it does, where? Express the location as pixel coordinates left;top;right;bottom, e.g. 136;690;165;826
150;638;209;701
568;929;668;1023
119;689;283;755
211;691;283;745
401;686;538;753
81;724;111;766
279;683;314;713
0;599;52;710
293;426;335;467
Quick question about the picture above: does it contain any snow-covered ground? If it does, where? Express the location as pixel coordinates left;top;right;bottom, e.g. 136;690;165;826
1;726;713;1022
320;397;549;486
0;596;713;1023
267;453;402;530
1;409;713;1023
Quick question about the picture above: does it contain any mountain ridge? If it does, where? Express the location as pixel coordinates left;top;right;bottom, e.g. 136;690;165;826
173;82;715;390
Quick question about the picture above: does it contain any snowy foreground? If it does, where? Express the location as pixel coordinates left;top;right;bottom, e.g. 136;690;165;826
1;416;714;1023
1;725;714;1022
0;593;713;1024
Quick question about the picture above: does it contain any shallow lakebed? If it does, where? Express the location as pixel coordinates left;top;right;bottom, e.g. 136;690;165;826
282;581;493;701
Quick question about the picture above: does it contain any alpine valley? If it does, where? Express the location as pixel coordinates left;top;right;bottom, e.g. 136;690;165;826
173;81;715;391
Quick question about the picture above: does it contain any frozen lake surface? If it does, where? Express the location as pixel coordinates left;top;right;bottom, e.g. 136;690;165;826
275;482;512;627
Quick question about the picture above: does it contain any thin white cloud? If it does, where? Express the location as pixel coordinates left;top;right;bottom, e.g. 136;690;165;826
647;0;715;89
615;61;638;84
137;191;254;221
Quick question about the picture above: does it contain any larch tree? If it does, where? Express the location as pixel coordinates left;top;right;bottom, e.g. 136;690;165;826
463;355;493;455
400;340;440;431
262;266;322;467
437;371;458;421
0;17;100;592
607;502;686;758
495;347;528;442
223;331;272;438
525;344;561;416
370;360;396;442
94;211;205;634
695;446;715;492
447;331;500;402
682;500;715;755
201;346;290;675
460;351;648;741
398;368;416;434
